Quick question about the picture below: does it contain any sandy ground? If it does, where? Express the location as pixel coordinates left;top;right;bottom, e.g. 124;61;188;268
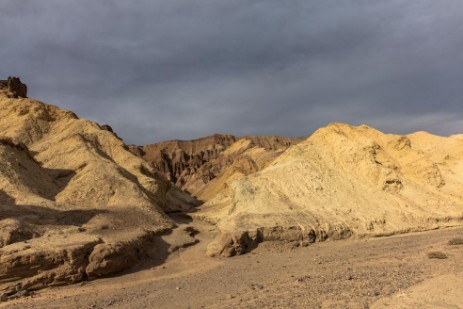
1;222;462;309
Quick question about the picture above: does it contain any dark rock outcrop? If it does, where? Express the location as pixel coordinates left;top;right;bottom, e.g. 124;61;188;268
0;77;27;98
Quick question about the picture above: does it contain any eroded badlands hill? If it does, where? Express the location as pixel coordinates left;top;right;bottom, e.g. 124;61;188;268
0;82;195;294
132;135;300;200
196;123;463;257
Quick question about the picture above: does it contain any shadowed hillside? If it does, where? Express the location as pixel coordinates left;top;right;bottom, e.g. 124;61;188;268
0;79;197;294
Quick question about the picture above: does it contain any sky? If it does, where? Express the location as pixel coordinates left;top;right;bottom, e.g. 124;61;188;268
1;0;462;144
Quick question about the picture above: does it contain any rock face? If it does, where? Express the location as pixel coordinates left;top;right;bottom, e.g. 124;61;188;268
0;82;196;294
197;123;463;257
133;134;301;200
131;134;238;185
0;77;27;98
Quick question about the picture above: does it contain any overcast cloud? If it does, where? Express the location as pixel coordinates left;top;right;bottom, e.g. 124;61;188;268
1;0;462;144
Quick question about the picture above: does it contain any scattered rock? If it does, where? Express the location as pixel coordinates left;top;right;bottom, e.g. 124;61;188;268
250;283;264;290
184;226;200;237
295;276;310;283
448;238;463;245
15;289;30;298
427;251;448;259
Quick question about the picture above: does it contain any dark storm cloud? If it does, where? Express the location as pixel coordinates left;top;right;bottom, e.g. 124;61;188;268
1;0;462;144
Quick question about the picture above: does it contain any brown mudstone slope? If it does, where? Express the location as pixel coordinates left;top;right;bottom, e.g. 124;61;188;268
132;134;301;200
0;83;196;295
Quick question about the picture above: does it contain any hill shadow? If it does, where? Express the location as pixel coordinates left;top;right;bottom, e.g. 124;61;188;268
0;138;78;202
0;190;106;226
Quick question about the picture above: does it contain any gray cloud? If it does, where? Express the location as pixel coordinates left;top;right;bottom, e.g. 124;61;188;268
1;0;462;144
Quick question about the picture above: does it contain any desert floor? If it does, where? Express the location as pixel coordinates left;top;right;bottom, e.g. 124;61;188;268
2;221;462;309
